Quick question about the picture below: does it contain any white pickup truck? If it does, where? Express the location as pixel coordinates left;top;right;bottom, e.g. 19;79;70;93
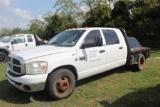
6;28;150;100
0;34;45;62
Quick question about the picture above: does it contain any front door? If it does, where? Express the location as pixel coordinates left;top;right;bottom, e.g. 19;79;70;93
77;30;106;79
12;35;27;51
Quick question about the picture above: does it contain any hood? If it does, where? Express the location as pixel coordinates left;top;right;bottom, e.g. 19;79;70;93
0;42;7;47
0;43;10;49
11;45;71;61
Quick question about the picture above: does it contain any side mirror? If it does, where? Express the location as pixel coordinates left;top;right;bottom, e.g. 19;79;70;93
80;43;85;49
80;36;103;49
11;41;14;44
95;36;102;46
11;40;16;44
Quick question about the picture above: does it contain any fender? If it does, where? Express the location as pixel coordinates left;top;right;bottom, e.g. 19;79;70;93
0;46;10;62
0;46;10;54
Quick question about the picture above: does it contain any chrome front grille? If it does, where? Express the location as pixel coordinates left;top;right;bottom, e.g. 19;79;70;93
13;58;20;65
8;54;25;75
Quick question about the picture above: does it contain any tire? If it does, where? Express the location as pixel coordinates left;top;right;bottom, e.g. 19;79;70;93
136;54;145;71
0;52;8;63
46;68;76;100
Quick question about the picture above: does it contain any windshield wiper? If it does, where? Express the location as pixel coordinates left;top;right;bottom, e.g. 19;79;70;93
51;42;59;44
50;42;65;47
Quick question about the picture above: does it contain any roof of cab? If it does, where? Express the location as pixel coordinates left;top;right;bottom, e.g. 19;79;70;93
66;27;119;31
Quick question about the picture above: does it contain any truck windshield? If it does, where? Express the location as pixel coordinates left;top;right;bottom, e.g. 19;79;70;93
127;37;141;48
48;30;86;47
2;35;15;43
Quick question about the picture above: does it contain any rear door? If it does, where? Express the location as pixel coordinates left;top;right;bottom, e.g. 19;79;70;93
102;29;127;69
26;35;36;47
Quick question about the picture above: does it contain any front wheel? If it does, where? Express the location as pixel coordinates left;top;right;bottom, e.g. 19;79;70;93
136;54;145;71
0;52;8;63
46;68;76;100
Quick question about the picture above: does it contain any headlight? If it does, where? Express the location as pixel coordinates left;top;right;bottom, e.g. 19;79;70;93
25;61;48;75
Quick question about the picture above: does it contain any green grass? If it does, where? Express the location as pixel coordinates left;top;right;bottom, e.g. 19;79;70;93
0;51;160;107
151;50;160;58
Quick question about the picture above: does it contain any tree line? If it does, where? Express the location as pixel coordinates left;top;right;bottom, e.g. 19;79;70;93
0;0;160;48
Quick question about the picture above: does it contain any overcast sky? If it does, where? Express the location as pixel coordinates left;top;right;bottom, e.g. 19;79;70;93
0;0;82;29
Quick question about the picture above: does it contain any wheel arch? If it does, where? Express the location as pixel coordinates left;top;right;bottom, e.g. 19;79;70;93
0;47;10;55
141;52;147;60
138;52;146;60
49;65;78;80
0;48;10;62
0;50;9;55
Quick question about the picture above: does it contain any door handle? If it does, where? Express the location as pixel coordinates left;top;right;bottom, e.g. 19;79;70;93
119;47;123;49
25;44;28;47
99;50;105;53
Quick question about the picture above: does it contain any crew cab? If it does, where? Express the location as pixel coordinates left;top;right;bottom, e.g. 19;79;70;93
6;28;150;100
0;34;45;62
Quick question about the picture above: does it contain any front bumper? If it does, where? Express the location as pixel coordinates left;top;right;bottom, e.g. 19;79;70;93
6;67;48;92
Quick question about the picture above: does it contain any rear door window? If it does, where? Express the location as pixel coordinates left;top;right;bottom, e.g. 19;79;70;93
102;30;119;45
27;35;33;42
